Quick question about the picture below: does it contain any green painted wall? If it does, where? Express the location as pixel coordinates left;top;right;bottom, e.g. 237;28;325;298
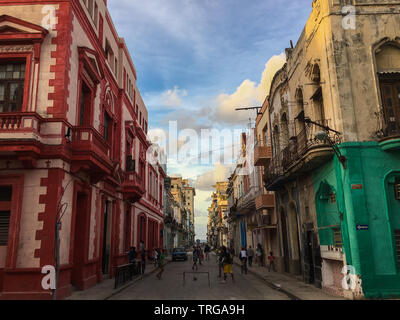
313;141;400;298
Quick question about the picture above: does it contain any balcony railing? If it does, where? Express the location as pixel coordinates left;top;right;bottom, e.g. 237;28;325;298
122;171;145;201
71;126;110;158
0;112;43;134
265;120;341;188
255;193;275;210
375;108;400;139
254;139;272;166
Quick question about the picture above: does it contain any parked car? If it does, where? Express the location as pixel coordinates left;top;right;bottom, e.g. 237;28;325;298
172;248;188;261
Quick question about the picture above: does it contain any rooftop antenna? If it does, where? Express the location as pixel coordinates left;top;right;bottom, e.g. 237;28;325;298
235;106;262;118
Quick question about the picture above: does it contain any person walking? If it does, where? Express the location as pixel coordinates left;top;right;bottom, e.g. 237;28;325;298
156;249;166;279
199;246;204;265
268;251;276;272
240;247;248;274
217;246;224;278
222;246;234;283
256;243;265;267
128;247;137;264
192;247;199;271
204;244;210;261
154;248;159;268
247;246;254;267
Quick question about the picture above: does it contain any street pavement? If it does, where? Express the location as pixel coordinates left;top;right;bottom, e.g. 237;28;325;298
109;255;290;300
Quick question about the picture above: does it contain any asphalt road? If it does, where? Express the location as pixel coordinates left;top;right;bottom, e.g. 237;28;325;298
110;255;290;300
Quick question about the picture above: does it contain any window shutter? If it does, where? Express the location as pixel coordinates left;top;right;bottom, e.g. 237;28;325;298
0;211;10;246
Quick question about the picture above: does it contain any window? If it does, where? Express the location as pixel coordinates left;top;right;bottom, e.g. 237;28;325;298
126;155;135;172
330;193;336;204
94;2;98;28
88;0;94;18
103;112;112;143
333;228;342;248
79;81;92;126
0;186;12;246
0;62;26;113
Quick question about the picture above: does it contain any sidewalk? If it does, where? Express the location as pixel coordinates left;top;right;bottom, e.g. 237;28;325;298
233;257;345;300
66;257;172;300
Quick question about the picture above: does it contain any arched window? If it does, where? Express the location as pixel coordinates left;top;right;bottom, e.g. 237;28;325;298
273;125;280;154
281;113;289;148
376;42;400;136
295;88;307;148
310;64;325;124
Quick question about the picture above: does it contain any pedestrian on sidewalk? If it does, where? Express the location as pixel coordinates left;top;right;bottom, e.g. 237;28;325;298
268;251;276;272
156;249;165;279
222;246;234;284
140;250;146;274
256;243;265;267
217;246;224;278
240;247;248;274
128;247;137;264
247;246;254;267
192;246;199;271
204;244;211;261
154;248;160;268
199;246;204;265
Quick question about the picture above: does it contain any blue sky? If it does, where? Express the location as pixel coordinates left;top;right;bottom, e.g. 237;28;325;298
108;0;313;240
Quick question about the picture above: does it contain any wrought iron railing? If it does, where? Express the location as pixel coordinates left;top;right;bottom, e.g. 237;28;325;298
114;262;142;289
265;120;341;186
374;107;400;139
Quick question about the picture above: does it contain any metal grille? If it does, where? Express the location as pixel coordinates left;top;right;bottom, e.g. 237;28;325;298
395;230;400;268
0;211;10;246
334;228;342;248
395;180;400;200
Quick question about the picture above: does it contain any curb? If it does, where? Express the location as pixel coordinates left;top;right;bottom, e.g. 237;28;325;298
104;260;171;300
233;260;301;301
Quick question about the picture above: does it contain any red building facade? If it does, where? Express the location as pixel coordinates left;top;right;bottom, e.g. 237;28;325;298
0;0;164;299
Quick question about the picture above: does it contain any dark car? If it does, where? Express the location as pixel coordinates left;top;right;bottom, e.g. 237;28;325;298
172;248;188;261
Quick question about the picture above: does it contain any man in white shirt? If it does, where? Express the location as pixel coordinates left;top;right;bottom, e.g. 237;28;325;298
240;247;248;274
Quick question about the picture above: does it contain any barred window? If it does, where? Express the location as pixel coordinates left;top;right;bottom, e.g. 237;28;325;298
334;228;342;248
395;179;400;200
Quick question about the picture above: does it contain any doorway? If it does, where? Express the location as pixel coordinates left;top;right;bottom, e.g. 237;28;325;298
280;209;290;273
71;192;88;290
102;200;112;276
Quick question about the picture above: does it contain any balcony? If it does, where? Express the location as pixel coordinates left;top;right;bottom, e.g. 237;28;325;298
265;121;339;190
237;186;262;214
0;112;45;167
70;126;113;180
255;193;275;211
254;140;272;166
122;171;145;202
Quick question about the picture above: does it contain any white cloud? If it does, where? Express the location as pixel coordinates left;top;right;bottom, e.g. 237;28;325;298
214;53;286;124
161;86;187;108
194;163;233;191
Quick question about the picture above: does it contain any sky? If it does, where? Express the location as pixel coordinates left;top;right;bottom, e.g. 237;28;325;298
108;0;313;240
